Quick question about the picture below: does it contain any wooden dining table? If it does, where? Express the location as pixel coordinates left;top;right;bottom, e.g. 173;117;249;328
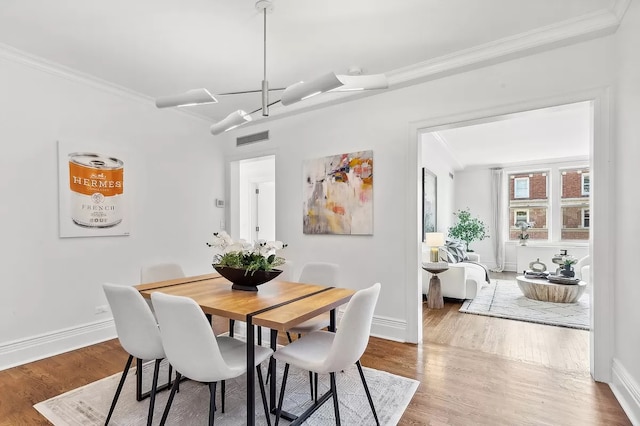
135;272;355;425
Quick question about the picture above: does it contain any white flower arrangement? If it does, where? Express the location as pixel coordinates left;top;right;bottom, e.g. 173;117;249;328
207;231;286;274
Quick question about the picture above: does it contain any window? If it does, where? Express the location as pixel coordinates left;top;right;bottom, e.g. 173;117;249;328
514;210;529;225
514;177;529;198
560;167;590;240
508;171;548;240
582;209;590;228
582;173;590;196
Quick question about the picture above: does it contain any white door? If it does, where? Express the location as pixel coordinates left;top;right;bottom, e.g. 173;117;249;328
254;181;275;241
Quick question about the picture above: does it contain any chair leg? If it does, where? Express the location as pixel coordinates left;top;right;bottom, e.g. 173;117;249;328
208;382;217;426
146;359;162;426
308;371;314;400
274;363;290;426
286;332;292;343
256;365;272;426
330;372;341;426
159;372;181;426
314;372;319;403
105;354;133;425
221;380;225;413
329;373;340;426
356;360;380;426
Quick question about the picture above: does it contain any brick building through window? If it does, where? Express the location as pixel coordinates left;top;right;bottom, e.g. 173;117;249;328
508;167;589;241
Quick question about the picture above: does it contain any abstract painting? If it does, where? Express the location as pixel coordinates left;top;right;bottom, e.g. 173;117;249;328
303;150;373;235
422;168;437;239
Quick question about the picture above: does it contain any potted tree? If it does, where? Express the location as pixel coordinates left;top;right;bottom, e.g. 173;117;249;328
448;208;489;252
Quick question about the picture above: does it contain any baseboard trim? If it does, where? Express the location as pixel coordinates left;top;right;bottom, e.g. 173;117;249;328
611;358;640;425
0;319;116;371
226;313;407;343
370;315;407;342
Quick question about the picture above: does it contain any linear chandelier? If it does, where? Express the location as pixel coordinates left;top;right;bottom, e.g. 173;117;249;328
155;0;388;135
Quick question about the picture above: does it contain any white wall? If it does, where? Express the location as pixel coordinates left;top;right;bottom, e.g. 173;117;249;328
611;1;640;423
218;35;615;343
421;133;456;234
0;54;224;369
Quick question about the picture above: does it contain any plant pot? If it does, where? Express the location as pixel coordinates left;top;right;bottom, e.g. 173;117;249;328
213;266;282;291
560;265;575;278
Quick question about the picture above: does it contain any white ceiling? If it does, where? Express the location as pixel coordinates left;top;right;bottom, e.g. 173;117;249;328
0;0;620;166
432;101;591;169
0;0;616;125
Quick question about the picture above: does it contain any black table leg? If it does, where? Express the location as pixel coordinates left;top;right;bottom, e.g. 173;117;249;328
246;317;255;426
329;308;336;332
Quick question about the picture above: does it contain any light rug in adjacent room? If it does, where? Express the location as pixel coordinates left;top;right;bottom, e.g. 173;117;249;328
35;360;418;425
460;279;590;330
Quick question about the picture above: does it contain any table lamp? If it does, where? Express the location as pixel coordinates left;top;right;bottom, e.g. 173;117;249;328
425;232;445;263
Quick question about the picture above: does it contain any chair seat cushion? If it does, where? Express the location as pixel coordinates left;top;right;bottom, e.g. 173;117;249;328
273;330;336;374
216;336;273;378
287;313;330;334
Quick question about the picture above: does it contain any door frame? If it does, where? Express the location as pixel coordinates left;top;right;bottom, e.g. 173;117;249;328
405;88;613;382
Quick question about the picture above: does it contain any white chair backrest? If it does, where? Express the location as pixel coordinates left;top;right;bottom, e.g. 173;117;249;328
140;263;185;283
102;283;165;360
323;283;380;372
151;292;238;382
298;262;339;286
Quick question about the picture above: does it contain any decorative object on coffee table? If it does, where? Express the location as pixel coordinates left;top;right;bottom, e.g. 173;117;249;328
422;262;449;309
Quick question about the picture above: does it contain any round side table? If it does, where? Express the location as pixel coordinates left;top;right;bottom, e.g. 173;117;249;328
422;262;449;309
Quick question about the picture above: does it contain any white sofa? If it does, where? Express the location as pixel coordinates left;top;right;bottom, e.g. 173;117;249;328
421;247;488;300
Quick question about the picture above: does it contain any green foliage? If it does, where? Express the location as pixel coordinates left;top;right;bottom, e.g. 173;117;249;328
448;208;489;251
215;251;285;275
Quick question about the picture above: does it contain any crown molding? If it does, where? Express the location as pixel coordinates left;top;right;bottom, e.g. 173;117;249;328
385;6;624;87
0;42;210;123
238;1;628;130
0;1;630;132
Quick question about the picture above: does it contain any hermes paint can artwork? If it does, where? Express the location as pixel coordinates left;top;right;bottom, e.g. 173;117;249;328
68;153;124;228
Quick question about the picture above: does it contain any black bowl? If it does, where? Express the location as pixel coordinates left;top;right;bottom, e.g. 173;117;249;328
213;266;282;291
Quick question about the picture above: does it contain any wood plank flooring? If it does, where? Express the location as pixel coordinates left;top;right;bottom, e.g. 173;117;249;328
0;298;631;425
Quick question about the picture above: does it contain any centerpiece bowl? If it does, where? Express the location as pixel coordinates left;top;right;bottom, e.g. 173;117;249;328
213;266;282;291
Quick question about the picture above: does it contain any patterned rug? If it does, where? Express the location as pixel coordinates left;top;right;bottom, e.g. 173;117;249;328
34;358;418;425
460;279;590;330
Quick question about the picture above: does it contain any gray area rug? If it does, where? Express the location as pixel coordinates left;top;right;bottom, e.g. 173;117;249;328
35;358;418;425
460;279;590;330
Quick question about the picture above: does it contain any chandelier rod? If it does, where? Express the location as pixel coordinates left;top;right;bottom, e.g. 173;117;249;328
261;6;269;116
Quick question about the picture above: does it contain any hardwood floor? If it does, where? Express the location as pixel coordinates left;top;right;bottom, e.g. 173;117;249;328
0;300;631;425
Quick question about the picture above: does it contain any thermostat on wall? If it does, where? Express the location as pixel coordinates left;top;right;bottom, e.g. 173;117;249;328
215;199;225;208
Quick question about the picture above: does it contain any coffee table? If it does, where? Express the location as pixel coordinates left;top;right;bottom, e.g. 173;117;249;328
516;275;586;303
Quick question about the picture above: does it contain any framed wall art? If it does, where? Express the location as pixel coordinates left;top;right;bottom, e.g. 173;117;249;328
303;150;373;235
422;168;437;239
57;140;130;238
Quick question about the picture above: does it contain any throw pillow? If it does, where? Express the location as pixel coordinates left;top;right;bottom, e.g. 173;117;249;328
441;239;468;263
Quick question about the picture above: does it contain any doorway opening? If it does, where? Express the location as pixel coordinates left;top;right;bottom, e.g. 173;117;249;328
234;155;276;242
417;100;596;376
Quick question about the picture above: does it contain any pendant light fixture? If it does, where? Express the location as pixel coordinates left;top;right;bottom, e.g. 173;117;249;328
154;0;388;135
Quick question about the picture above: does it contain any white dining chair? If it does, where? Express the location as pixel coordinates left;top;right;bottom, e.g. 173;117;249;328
273;282;381;426
286;262;340;341
270;262;339;400
102;283;168;426
140;262;185;283
151;291;273;426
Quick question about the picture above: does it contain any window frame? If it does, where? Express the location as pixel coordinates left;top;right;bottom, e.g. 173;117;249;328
582;208;590;228
513;177;530;199
581;173;590;196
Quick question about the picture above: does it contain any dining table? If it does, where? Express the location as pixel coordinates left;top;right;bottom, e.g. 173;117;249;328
135;272;355;425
